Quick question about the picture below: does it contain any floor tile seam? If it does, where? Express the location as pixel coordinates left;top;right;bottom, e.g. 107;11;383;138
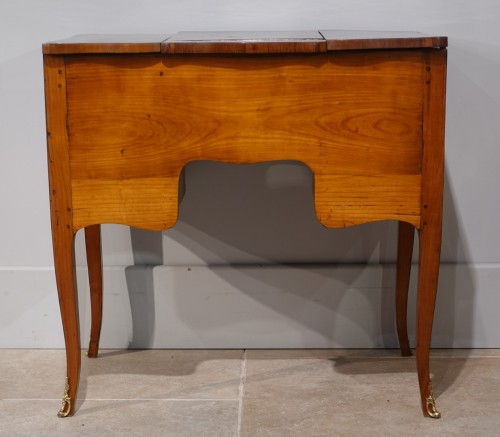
1;398;239;402
248;355;414;361
236;349;248;437
432;353;500;358
243;355;500;359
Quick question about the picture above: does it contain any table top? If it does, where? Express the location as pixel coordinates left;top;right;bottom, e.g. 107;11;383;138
43;30;448;55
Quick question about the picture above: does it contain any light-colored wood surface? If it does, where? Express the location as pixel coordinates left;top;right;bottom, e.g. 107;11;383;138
43;55;80;417
43;31;447;418
416;48;447;417
66;51;424;231
396;221;415;357
84;225;103;359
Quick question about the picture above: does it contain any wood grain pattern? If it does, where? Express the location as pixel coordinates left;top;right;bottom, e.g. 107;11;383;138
43;31;447;55
43;34;169;54
43;34;447;418
416;48;447;417
320;30;447;50
84;225;103;358
44;55;80;417
65;51;424;230
163;31;326;53
314;174;421;227
72;178;181;231
396;220;415;357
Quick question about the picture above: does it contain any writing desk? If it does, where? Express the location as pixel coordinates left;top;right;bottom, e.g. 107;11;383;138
43;30;447;418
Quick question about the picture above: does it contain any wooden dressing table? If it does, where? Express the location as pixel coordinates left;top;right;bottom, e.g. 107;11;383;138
42;30;447;418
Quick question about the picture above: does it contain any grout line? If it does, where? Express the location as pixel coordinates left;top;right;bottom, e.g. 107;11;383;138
2;398;239;402
236;349;248;437
241;354;500;359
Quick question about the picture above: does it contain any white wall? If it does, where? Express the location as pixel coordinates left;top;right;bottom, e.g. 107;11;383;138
1;0;499;348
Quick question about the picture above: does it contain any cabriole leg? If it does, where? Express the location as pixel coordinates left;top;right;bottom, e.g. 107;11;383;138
85;224;103;358
53;229;81;417
396;221;414;357
416;226;442;418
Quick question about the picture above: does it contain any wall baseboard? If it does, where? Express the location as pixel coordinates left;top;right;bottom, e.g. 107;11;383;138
0;263;497;348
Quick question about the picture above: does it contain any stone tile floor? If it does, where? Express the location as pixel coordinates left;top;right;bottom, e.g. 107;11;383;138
1;349;499;436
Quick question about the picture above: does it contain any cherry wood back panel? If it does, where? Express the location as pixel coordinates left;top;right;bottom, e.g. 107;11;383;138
65;51;425;231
